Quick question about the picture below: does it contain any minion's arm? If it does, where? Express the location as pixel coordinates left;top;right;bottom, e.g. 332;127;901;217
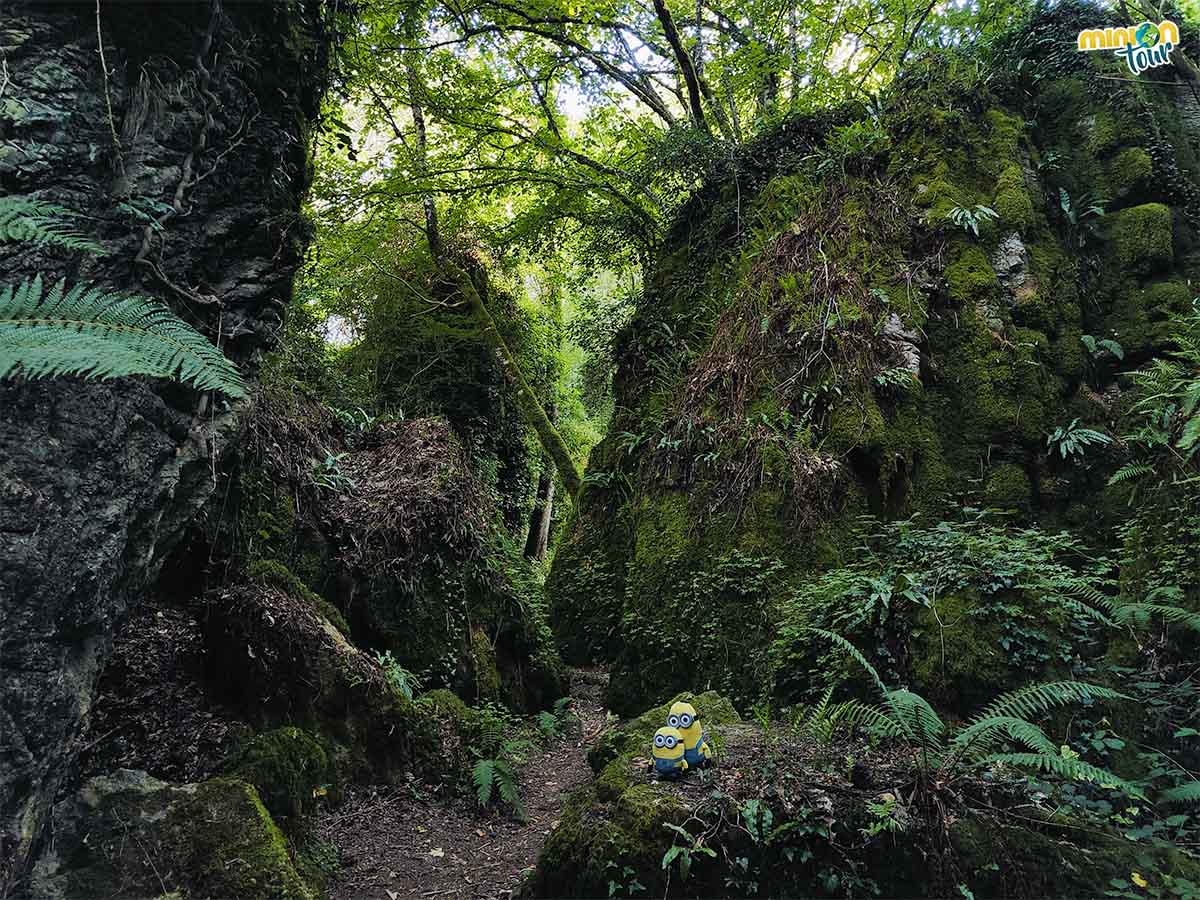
681;758;689;770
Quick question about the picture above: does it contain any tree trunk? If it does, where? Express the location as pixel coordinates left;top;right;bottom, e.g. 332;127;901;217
402;47;581;496
653;0;709;133
523;466;556;560
450;266;584;498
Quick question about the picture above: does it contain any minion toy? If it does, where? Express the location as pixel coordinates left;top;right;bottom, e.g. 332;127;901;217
669;701;713;768
652;727;688;779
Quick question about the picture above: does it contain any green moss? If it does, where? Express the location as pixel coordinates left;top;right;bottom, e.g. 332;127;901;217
1088;108;1138;155
470;626;502;702
38;774;314;899
985;109;1023;166
1111;203;1174;275
951;814;1200;898
226;727;336;826
945;246;999;305
590;691;741;772
825;392;886;452
1106;278;1192;351
244;559;351;638
531;693;735;897
993;164;1035;233
1107;147;1153;196
983;462;1032;510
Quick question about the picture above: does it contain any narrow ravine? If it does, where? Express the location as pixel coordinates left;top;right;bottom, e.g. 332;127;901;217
319;669;609;899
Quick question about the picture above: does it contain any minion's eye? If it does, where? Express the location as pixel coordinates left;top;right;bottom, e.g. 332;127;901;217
666;737;676;748
668;715;679;727
680;714;692;727
654;735;665;747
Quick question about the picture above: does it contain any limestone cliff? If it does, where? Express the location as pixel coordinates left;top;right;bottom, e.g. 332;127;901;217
0;1;334;887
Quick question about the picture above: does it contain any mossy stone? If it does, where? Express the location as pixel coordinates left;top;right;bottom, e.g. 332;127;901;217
244;559;351;639
983;462;1032;510
1107;147;1153;196
32;773;314;899
226;727;336;825
470;625;502;702
1111;203;1173;275
993;164;1035;233
1107;279;1192;351
946;245;1000;305
910;590;1018;714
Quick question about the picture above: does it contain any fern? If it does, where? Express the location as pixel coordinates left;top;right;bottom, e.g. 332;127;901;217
472;740;527;822
1161;781;1200;805
950;716;1058;758
983;752;1146;800
0;275;246;398
812;631;1140;801
975;681;1127;724
884;688;945;748
1107;462;1154;486
0;198;105;254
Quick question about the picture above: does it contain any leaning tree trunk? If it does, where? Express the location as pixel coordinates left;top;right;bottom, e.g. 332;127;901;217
450;268;584;498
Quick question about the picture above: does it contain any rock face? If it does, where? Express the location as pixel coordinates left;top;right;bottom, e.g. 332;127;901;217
548;7;1200;716
0;2;331;887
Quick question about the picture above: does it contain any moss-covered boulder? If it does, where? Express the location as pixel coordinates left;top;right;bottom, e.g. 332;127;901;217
324;418;564;712
527;698;1200;898
30;770;313;899
244;559;351;639
546;6;1199;716
225;727;336;827
529;692;740;896
1111;203;1174;275
203;576;455;786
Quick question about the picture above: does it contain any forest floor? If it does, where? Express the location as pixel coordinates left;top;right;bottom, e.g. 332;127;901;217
319;668;610;899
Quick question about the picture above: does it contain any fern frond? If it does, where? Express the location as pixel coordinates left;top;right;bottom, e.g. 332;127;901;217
0;198;105;254
472;759;496;806
951;716;1058;758
1161;781;1200;805
0;275;246;398
1110;603;1200;633
834;700;902;738
983;752;1146;800
885;689;945;747
974;681;1127;724
808;628;888;698
1107;462;1154;486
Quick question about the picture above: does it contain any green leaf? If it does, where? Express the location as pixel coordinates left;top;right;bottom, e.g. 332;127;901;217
0;275;247;398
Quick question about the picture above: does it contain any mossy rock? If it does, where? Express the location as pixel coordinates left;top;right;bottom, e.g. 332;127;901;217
908;587;1070;716
950;814;1200;898
589;691;741;773
546;436;632;663
31;771;314;899
946;245;1000;305
470;625;503;702
1107;147;1153;197
244;559;351;639
225;727;336;826
205;580;450;786
1110;203;1174;276
993;164;1035;233
1106;278;1192;352
982;462;1032;511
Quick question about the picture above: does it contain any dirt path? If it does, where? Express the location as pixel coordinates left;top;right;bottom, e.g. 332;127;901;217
320;668;608;900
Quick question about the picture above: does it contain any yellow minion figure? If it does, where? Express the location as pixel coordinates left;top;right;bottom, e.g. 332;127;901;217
652;726;688;778
669;701;713;768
